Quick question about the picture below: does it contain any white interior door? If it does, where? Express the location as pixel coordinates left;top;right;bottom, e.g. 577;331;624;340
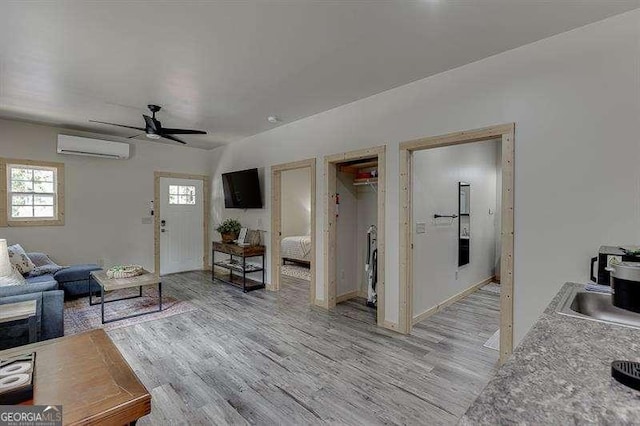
160;177;204;275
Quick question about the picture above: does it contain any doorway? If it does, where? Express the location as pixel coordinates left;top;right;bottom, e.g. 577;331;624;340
154;172;210;275
270;158;316;304
324;146;386;328
398;124;514;364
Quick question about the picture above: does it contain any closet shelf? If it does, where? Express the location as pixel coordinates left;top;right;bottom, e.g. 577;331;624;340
353;178;378;186
339;160;378;174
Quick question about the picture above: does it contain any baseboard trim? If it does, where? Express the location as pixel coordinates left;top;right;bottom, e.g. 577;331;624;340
314;298;329;309
336;290;358;303
412;275;496;325
383;320;399;331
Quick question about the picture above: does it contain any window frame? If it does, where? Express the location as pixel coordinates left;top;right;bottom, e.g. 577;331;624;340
1;158;65;227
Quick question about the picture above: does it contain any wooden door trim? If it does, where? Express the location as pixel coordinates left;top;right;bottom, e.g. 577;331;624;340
398;123;515;364
270;158;317;306
154;171;210;275
324;146;386;329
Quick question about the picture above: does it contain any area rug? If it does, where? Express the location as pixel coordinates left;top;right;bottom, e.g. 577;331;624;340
281;264;311;281
483;330;500;351
64;288;198;335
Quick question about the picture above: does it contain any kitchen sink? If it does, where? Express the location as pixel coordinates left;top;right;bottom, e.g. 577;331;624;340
557;287;640;329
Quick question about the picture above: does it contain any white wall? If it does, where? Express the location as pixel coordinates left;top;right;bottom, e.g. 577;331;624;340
209;10;640;344
0;118;212;270
334;173;378;297
336;172;358;295
281;167;311;237
412;140;498;317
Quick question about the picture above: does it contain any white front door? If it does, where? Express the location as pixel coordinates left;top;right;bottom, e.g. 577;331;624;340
160;177;204;275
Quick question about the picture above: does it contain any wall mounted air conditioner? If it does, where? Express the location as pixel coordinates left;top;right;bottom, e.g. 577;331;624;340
57;134;130;159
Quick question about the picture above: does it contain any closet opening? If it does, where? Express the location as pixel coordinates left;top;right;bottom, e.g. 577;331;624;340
324;146;386;328
270;158;316;305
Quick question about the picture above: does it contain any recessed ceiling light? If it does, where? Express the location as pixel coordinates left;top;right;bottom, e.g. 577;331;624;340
267;116;281;124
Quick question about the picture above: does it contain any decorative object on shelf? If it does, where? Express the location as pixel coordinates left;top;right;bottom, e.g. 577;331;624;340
106;264;144;279
237;227;248;246
0;352;35;404
216;219;242;243
247;230;262;246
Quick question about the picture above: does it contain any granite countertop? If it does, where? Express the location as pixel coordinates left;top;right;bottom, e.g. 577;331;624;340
460;282;640;425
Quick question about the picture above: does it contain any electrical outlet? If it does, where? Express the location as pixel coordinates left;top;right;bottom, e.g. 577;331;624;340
455;271;459;280
257;218;264;229
416;222;426;234
97;258;105;267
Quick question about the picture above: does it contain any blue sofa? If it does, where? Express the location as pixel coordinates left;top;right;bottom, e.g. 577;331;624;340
23;252;102;298
0;252;102;349
54;264;102;298
0;275;64;350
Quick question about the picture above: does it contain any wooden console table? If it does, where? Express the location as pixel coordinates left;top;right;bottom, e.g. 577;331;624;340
212;242;266;292
0;329;151;425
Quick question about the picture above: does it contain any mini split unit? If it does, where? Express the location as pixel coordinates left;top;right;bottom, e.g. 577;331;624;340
57;134;130;159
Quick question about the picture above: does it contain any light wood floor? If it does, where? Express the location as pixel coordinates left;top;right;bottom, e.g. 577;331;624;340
106;272;500;425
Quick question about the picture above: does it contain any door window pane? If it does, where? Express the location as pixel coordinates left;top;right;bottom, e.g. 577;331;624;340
169;185;196;205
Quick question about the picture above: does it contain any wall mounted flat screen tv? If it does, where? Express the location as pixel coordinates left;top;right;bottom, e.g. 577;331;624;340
222;168;263;209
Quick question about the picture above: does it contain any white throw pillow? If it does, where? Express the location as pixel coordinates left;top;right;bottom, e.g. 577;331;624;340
7;244;35;275
0;265;27;287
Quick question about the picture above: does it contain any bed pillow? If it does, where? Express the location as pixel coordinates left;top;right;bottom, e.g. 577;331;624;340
0;265;27;287
7;244;36;275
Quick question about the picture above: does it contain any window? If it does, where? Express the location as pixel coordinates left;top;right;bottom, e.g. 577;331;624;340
169;185;196;205
1;159;65;227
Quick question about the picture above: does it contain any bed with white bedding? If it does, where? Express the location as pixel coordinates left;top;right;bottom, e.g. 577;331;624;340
281;236;311;264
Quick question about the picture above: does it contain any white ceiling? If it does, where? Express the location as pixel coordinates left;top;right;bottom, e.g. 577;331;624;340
0;1;637;150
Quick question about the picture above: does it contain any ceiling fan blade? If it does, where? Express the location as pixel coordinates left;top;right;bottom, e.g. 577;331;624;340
89;120;145;131
160;128;207;135
161;134;187;145
143;114;159;132
127;134;143;139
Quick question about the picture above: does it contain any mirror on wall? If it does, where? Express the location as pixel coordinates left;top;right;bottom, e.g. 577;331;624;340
458;182;470;267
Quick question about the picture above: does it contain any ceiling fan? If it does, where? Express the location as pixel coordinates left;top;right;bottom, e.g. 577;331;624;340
90;105;206;145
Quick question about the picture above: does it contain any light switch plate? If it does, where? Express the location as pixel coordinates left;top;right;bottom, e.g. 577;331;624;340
416;222;426;234
142;217;152;224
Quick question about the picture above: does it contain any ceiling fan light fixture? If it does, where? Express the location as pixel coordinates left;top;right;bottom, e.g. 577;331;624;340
89;105;206;146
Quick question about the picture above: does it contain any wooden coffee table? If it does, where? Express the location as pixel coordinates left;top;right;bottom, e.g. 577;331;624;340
0;329;151;425
90;270;162;324
0;300;37;343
